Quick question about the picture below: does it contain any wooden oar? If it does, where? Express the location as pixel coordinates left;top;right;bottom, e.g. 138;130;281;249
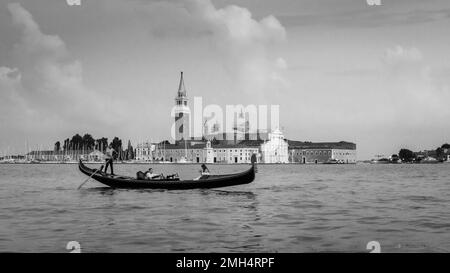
78;165;103;190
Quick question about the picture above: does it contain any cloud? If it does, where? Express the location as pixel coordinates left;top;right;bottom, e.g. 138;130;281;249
383;46;423;65
282;44;450;158
8;2;67;58
145;0;288;98
332;45;450;127
0;66;26;118
0;66;21;83
277;6;450;29
182;0;288;96
367;46;449;125
1;3;124;145
383;46;450;119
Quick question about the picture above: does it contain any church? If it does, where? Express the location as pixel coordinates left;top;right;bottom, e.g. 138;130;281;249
135;72;356;164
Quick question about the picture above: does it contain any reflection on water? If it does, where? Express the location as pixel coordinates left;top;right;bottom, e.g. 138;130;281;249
0;163;449;252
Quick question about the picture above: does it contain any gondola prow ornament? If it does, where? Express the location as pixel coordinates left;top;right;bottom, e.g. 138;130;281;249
251;153;258;173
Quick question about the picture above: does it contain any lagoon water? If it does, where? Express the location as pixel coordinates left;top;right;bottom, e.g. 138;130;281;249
0;163;449;253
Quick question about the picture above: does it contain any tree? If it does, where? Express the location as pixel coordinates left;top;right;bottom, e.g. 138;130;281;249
441;143;450;149
82;134;95;150
126;140;134;160
436;147;444;160
63;138;70;151
54;141;61;152
110;137;122;159
70;134;83;150
399;149;415;162
96;138;108;152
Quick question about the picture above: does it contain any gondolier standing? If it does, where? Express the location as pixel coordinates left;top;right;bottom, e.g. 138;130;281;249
105;144;116;175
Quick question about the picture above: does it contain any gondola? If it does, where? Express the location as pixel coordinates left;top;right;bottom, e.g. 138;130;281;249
78;160;256;190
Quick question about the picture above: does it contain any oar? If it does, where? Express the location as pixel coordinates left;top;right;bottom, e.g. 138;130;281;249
78;165;103;190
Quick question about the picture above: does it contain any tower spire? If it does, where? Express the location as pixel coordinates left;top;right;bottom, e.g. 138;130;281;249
178;71;186;96
174;71;190;143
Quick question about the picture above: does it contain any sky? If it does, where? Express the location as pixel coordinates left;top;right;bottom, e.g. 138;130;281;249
1;0;450;159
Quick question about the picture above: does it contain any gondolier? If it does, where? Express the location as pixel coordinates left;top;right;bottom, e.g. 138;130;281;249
104;144;116;175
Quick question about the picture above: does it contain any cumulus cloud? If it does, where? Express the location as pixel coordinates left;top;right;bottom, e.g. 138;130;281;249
0;66;21;83
0;66;26;118
377;46;450;125
1;3;124;145
383;46;423;65
178;0;288;97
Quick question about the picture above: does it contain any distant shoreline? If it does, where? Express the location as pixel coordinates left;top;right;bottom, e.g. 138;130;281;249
2;160;448;165
0;161;359;165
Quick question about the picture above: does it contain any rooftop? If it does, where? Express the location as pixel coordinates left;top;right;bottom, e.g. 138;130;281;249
162;139;264;150
287;140;356;150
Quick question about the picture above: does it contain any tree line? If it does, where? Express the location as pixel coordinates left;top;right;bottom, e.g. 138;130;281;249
398;143;450;162
54;134;135;160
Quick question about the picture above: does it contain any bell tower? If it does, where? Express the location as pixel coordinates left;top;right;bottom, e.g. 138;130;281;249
174;72;190;142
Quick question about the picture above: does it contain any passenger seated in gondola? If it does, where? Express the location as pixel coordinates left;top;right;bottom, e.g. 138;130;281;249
136;171;146;180
145;168;163;180
200;164;210;175
194;164;210;180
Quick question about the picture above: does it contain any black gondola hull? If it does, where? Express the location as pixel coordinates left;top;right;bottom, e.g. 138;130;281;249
78;160;255;189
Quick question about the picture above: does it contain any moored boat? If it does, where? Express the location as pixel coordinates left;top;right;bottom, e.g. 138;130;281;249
78;159;256;190
370;158;390;164
324;159;339;164
445;155;450;163
419;156;441;164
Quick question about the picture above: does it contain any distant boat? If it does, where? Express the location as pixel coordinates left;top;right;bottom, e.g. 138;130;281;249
324;159;339;164
370;158;390;164
445;155;450;163
178;157;193;164
154;159;172;164
30;159;41;164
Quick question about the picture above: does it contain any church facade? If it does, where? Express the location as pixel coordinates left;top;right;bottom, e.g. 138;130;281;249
260;129;289;163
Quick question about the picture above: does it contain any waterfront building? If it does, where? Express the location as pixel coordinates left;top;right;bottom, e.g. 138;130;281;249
136;139;261;164
288;141;356;164
135;142;154;161
260;129;289;163
205;130;268;143
134;73;358;164
207;141;261;164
